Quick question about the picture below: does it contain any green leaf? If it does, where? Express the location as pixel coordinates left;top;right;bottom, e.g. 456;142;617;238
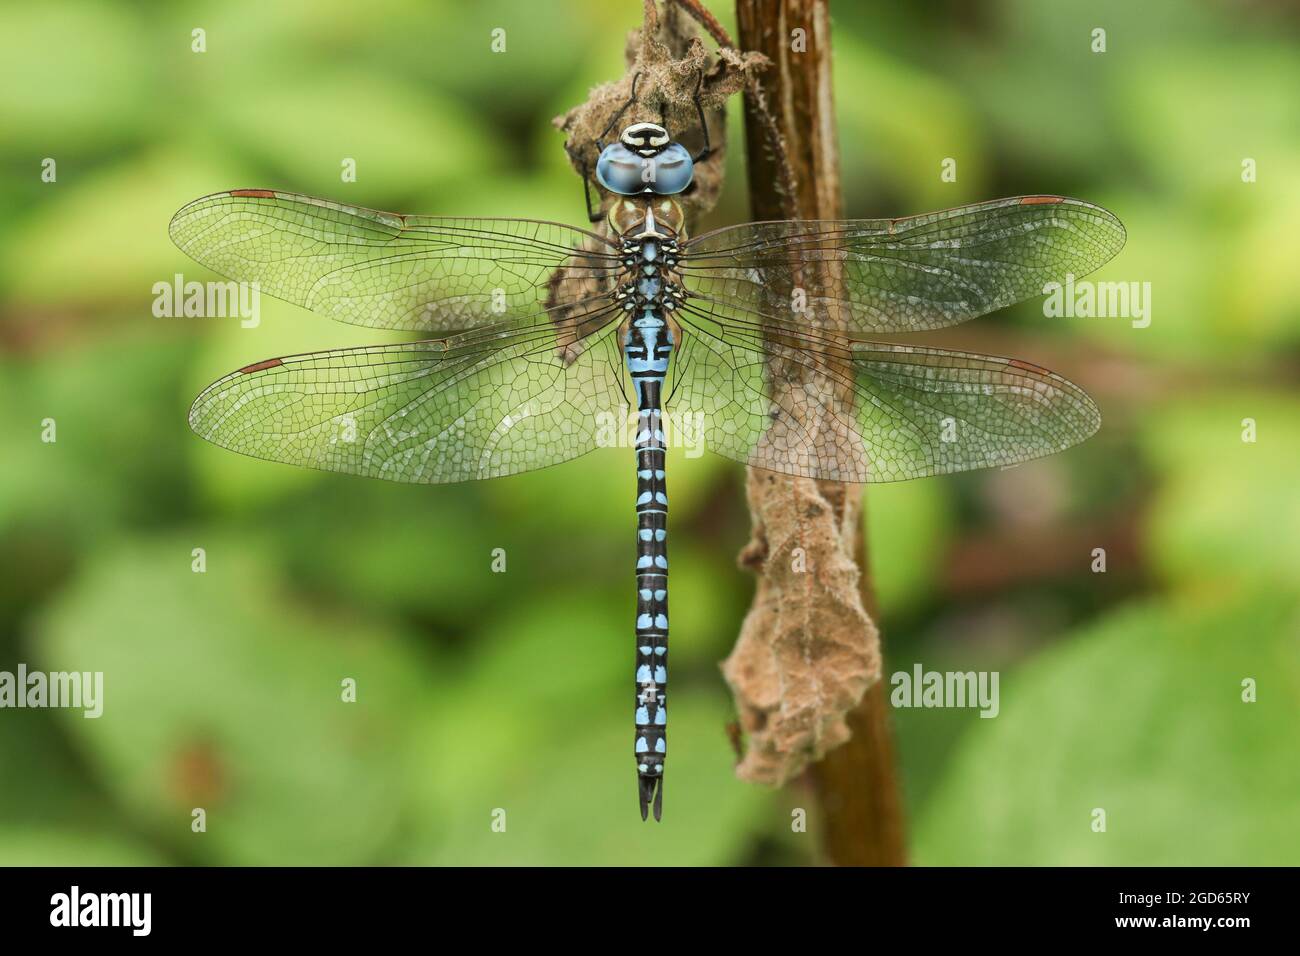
915;591;1300;864
0;334;193;537
1;150;253;308
0;708;106;831
407;693;769;865
0;829;163;867
0;2;153;152
833;33;985;212
33;539;426;865
196;70;496;197
1142;394;1300;589
401;592;768;862
864;478;951;615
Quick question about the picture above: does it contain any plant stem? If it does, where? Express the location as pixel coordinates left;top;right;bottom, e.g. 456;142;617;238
734;0;907;867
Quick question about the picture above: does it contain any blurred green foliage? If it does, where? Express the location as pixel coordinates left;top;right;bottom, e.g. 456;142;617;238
1;0;1297;865
917;591;1300;865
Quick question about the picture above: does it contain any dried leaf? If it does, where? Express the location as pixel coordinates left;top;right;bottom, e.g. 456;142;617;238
723;469;881;785
552;0;767;219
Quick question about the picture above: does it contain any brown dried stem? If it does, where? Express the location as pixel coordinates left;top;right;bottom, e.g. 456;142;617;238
728;0;906;867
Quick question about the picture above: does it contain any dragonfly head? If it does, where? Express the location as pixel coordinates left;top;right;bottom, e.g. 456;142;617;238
596;123;695;197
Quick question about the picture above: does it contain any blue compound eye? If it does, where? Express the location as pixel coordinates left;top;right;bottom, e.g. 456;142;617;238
650;144;694;195
596;143;651;196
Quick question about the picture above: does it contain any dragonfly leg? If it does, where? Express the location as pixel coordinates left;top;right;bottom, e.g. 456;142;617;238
690;67;711;163
573;152;603;223
597;71;643;151
582;71;645;224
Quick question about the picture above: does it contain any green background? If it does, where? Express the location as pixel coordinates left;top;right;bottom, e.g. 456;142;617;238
1;0;1297;865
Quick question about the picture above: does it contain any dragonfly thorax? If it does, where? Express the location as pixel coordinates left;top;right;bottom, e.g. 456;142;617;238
608;195;686;239
610;197;687;319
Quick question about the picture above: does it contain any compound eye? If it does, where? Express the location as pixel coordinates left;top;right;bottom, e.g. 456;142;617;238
596;143;649;196
649;144;694;195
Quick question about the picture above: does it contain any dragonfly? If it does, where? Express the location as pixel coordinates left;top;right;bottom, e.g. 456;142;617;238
171;114;1124;822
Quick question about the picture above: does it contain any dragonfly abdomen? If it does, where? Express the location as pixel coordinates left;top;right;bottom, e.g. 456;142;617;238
629;308;671;822
632;400;668;822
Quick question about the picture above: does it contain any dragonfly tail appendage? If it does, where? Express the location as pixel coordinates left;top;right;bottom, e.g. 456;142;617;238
638;772;664;822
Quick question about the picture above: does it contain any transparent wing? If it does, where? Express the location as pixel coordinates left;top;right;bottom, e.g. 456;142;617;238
681;196;1125;335
666;304;1100;482
188;306;629;483
170;189;622;332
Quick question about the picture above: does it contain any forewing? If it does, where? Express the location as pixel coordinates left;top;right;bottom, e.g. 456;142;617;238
170;190;621;332
681;196;1125;335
